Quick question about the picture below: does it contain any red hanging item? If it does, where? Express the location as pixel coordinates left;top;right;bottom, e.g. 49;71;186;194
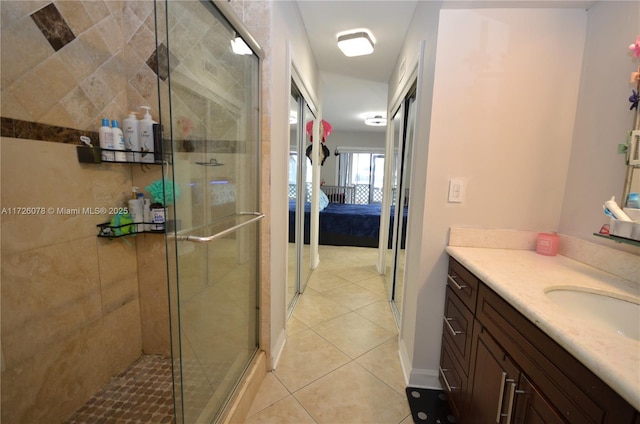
306;119;332;143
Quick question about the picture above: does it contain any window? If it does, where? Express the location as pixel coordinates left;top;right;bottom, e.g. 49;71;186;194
337;149;385;204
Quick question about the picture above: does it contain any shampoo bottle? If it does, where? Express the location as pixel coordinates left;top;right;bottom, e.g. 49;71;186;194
139;106;157;163
123;112;139;162
111;120;126;162
99;118;114;161
128;187;144;233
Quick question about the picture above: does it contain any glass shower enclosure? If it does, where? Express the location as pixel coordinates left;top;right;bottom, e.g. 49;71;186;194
155;1;262;422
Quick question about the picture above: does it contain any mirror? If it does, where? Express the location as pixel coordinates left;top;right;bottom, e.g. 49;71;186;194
288;84;315;313
288;93;298;309
384;103;404;302
301;103;314;292
384;85;416;323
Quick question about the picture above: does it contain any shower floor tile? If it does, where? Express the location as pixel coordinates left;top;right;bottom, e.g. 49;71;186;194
65;355;174;424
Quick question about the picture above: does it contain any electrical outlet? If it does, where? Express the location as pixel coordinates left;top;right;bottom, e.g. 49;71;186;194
448;179;464;203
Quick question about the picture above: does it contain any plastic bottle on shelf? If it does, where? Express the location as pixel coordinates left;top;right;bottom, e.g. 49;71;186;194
99;118;114;161
128;187;144;233
111;120;126;162
123;112;139;162
139;106;157;163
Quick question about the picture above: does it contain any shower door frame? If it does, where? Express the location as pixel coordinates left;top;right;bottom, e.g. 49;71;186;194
155;1;265;423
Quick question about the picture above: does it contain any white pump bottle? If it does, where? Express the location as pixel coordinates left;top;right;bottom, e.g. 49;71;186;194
123;112;139;162
139;106;157;163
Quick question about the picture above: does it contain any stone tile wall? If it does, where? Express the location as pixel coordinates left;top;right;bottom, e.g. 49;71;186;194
0;1;168;422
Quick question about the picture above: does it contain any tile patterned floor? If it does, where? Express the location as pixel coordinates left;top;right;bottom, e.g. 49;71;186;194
245;245;413;424
65;355;174;424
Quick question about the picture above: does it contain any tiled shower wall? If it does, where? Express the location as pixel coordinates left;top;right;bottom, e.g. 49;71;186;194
0;1;168;422
1;0;160;127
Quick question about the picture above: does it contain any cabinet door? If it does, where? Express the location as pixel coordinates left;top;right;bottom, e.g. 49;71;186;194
468;322;520;424
513;374;565;424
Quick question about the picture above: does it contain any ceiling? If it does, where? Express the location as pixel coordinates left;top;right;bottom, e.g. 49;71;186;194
295;0;419;133
294;0;598;134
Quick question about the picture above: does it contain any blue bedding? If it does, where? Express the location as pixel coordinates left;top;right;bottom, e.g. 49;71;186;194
289;200;407;248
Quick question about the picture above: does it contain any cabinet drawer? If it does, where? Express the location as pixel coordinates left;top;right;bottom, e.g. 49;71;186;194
439;338;468;420
443;286;474;375
447;258;478;313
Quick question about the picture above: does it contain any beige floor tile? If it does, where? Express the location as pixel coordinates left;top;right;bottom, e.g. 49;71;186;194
355;338;407;395
313;312;396;359
355;300;398;334
246;373;290;417
322;283;384;311
336;265;380;283
274;329;350;392
286;315;308;336
292;291;350;328
399;414;415;424
294;362;410;424
307;269;350;292
352;274;387;296
244;395;317;424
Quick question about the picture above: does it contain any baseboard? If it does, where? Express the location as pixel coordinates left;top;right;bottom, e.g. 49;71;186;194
398;338;412;386
398;339;442;390
270;329;286;370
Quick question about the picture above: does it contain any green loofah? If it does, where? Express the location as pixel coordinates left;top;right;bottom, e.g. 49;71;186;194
145;179;181;206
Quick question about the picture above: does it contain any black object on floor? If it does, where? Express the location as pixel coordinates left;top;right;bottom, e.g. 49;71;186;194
405;387;457;423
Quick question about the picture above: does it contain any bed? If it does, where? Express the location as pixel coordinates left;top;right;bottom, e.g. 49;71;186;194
288;200;408;248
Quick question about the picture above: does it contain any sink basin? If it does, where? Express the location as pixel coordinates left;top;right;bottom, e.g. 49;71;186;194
545;288;640;340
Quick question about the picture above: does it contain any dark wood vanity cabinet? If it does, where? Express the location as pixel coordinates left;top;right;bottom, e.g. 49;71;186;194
440;257;639;424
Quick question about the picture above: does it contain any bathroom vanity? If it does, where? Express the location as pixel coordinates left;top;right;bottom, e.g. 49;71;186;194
440;248;640;423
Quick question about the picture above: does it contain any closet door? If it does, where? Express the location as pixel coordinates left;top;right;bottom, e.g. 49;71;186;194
385;88;416;322
288;83;316;313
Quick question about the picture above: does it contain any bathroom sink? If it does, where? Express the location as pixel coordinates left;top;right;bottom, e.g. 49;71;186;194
545;288;640;340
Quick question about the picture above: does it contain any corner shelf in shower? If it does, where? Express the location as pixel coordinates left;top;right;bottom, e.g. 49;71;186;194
97;222;165;239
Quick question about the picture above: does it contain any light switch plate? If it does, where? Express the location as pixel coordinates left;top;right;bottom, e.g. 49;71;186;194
448;179;464;203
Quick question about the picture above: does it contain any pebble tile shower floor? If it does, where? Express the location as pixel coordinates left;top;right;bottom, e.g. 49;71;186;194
65;355;174;424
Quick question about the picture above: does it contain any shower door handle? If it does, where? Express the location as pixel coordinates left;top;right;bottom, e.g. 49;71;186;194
170;212;264;243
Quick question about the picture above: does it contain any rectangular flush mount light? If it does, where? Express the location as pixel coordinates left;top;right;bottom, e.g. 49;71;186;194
337;30;374;57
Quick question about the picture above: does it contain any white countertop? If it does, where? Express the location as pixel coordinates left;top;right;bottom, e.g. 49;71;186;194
445;246;640;411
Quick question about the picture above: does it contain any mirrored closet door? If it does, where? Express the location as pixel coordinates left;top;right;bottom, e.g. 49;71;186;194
287;82;316;314
385;85;416;324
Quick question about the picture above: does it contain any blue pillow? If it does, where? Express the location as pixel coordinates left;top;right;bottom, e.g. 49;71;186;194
319;190;329;211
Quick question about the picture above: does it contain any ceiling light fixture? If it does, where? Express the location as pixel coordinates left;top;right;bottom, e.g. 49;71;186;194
337;29;375;57
364;115;387;126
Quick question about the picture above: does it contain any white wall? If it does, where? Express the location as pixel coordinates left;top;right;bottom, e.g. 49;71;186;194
269;1;320;368
559;1;640;251
320;130;385;185
395;6;587;387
